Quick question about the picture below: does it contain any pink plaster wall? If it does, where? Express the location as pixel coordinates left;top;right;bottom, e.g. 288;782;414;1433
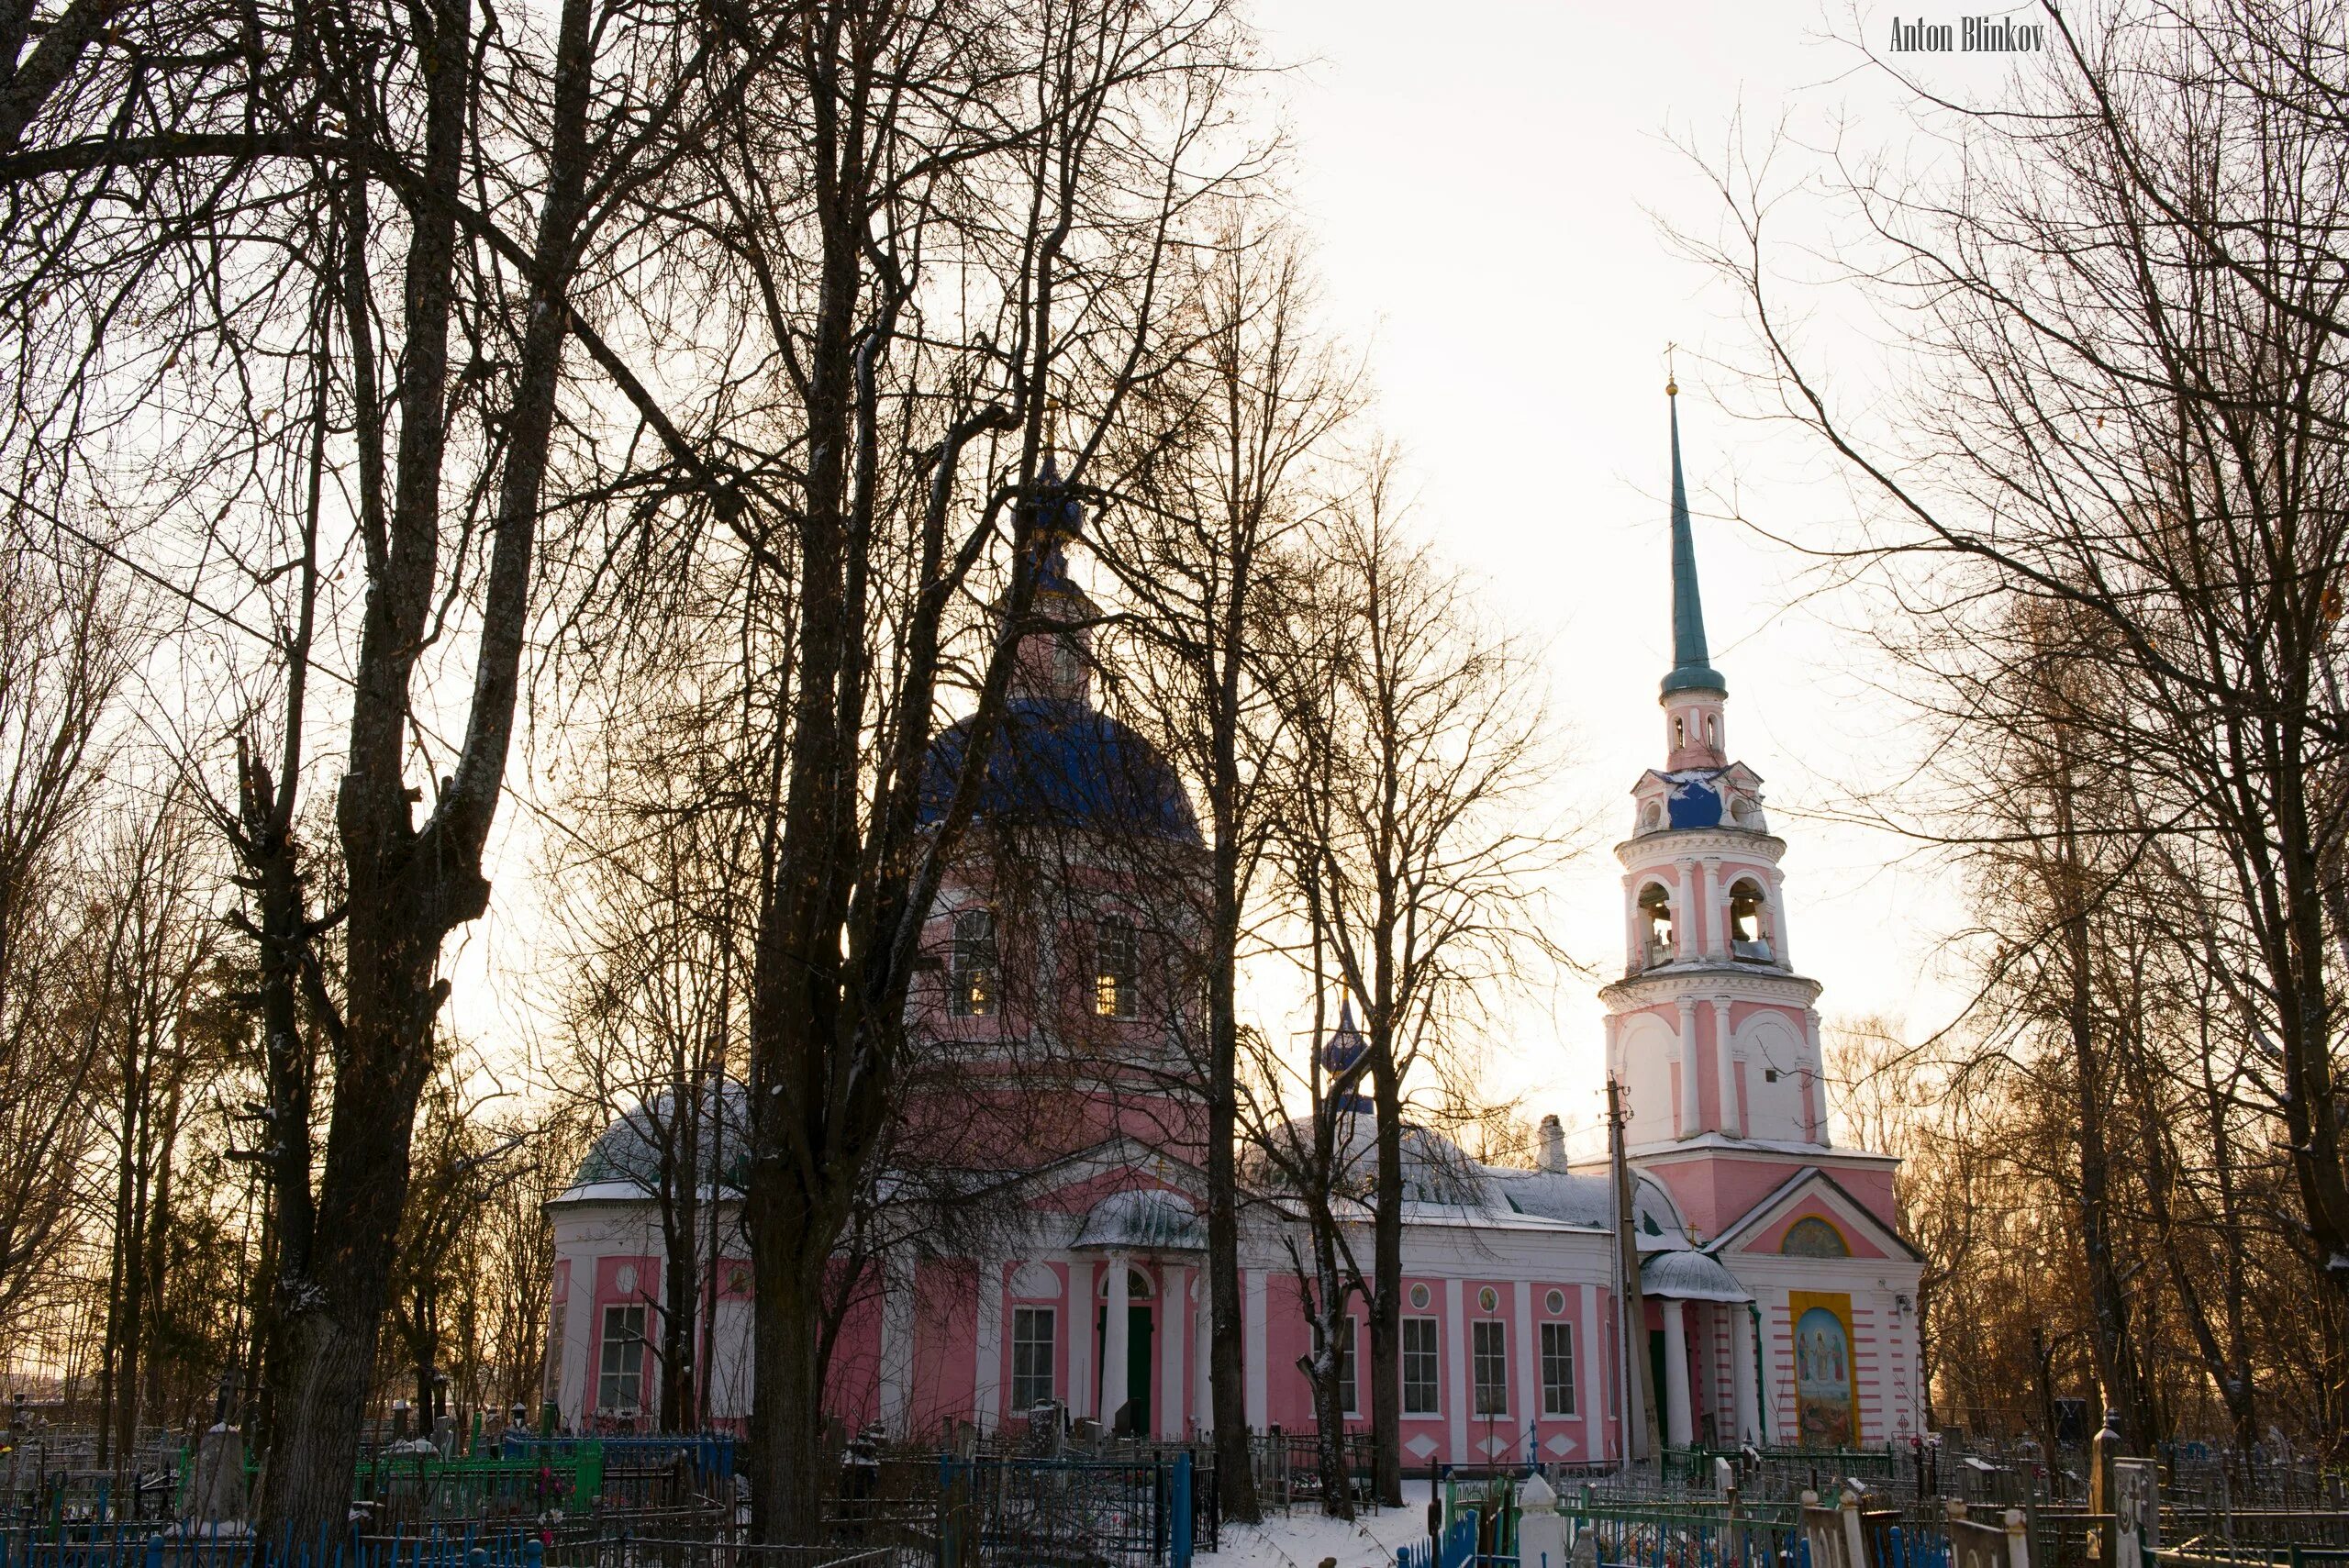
910;1259;978;1438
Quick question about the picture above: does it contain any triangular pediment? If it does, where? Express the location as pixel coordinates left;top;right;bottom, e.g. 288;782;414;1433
1708;1165;1922;1263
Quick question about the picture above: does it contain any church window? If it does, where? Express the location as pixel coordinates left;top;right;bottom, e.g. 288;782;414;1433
1095;917;1139;1019
1096;1267;1154;1298
596;1304;646;1415
1402;1318;1440;1414
1705;715;1718;749
1674;716;1686;749
1729;879;1773;962
1638;884;1675;966
1541;1322;1575;1417
1337;1317;1359;1417
1011;1307;1056;1409
543;1307;564;1404
1471;1319;1508;1416
1781;1217;1851;1257
950;909;998;1017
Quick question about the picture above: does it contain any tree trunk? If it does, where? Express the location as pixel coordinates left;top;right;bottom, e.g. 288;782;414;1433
1368;1053;1402;1507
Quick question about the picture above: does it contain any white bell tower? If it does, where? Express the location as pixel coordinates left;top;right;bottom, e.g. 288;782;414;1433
1601;383;1827;1154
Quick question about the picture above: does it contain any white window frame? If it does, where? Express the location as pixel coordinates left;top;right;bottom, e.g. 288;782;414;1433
596;1303;646;1415
1011;1306;1056;1410
1094;917;1140;1020
1336;1317;1360;1418
1541;1320;1576;1418
950;908;998;1017
1402;1316;1440;1416
1471;1318;1508;1418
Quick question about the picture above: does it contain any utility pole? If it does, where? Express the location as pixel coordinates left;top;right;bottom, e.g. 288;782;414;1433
1609;1077;1659;1465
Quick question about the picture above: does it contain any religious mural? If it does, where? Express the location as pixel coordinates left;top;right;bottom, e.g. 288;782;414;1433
1789;1291;1857;1448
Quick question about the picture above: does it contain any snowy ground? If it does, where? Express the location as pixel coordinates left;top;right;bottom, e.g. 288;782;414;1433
1203;1480;1435;1568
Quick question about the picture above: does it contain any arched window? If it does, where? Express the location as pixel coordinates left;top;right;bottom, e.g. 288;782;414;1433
1781;1217;1850;1257
1728;878;1773;962
1705;715;1719;749
1673;716;1686;749
1637;883;1675;967
1096;1267;1154;1299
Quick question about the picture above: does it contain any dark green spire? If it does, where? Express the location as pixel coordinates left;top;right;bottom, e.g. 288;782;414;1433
1661;383;1726;697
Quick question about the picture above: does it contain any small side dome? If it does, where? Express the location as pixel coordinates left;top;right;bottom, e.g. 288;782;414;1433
566;1080;750;1198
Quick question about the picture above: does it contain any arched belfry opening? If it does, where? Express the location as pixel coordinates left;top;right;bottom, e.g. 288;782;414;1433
1638;882;1675;968
1728;878;1773;962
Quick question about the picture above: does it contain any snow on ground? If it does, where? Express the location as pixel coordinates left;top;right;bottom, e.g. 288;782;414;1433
1204;1481;1436;1568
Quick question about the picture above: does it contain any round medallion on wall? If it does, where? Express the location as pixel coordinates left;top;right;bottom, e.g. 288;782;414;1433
1408;1282;1431;1310
1477;1285;1498;1313
1546;1288;1566;1316
615;1263;637;1295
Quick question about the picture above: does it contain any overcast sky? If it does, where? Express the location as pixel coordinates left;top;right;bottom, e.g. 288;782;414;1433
449;0;2052;1147
1226;0;2052;1143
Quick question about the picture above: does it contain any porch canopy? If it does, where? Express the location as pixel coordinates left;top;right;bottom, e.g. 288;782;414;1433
1641;1249;1753;1303
1072;1186;1205;1252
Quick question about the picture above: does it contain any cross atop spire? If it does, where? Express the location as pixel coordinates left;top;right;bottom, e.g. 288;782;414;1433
1662;381;1727;698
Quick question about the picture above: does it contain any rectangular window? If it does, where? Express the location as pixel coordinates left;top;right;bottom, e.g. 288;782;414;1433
1011;1307;1056;1410
1541;1321;1575;1417
1336;1317;1358;1418
951;909;997;1018
1094;917;1139;1019
1402;1317;1440;1416
596;1304;646;1414
543;1303;565;1404
1472;1318;1508;1417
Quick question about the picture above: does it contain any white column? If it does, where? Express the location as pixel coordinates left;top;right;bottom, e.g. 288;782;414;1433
1713;999;1738;1137
1068;1259;1094;1420
1771;870;1794;971
1101;1251;1131;1428
1702;857;1725;957
879;1249;917;1436
1624;876;1642;972
1675;859;1696;960
1579;1284;1606;1460
1732;1303;1758;1445
974;1262;1004;1432
1661;1298;1693;1448
1193;1273;1211;1434
1243;1268;1268;1429
1803;1008;1829;1143
1514;1282;1539;1451
1444;1278;1469;1464
1676;998;1701;1137
1161;1265;1186;1439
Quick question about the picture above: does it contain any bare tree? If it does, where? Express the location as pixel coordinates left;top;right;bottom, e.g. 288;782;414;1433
1271;467;1562;1504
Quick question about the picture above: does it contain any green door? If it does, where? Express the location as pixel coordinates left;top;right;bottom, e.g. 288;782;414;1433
1096;1305;1153;1433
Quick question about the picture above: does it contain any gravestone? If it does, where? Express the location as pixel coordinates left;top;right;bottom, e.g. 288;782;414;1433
2113;1458;2159;1568
1517;1468;1569;1568
186;1424;248;1525
1801;1491;1855;1568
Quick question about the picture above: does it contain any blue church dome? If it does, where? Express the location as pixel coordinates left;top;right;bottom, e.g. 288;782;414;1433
918;696;1201;846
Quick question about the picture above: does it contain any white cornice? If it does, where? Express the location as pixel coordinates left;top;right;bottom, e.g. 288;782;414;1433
1615;828;1787;867
1600;966;1821;1010
1626;1134;1898;1167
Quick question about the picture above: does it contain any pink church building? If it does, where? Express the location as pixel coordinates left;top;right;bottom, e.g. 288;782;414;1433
542;392;1926;1464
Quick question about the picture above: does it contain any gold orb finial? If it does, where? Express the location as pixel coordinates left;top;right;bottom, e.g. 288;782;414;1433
1666;378;1678;397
